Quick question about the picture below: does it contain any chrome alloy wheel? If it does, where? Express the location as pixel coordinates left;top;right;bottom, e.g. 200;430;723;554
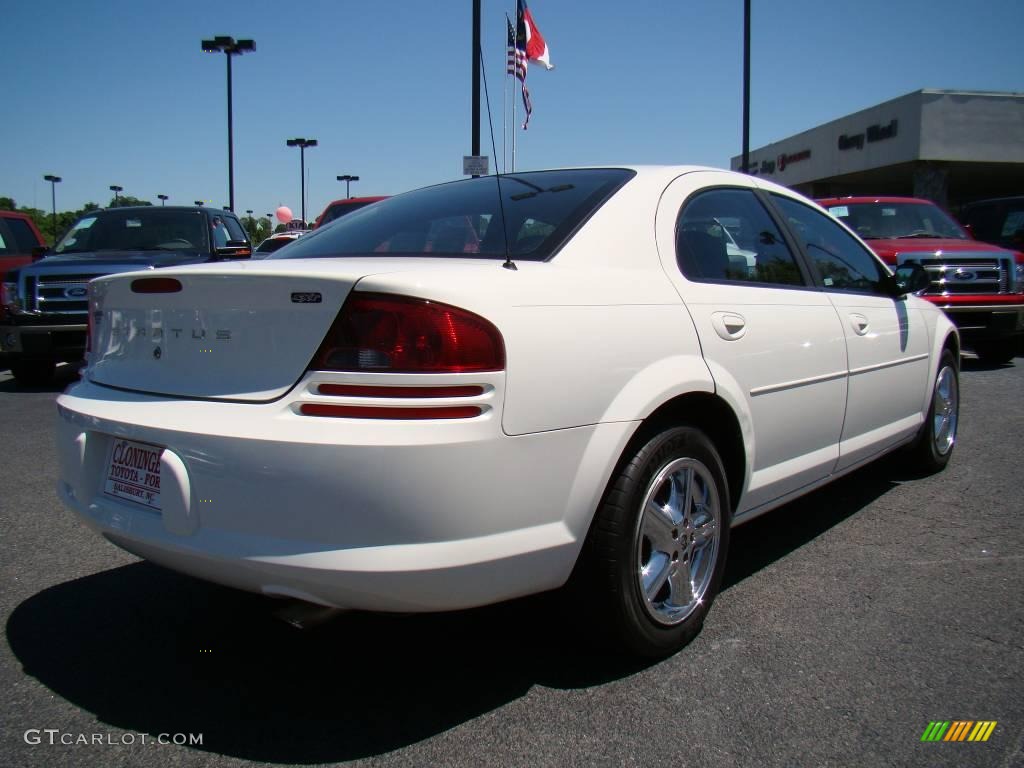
932;364;959;456
635;457;722;626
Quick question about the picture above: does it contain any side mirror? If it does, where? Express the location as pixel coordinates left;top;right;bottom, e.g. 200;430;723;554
892;262;929;297
31;245;49;262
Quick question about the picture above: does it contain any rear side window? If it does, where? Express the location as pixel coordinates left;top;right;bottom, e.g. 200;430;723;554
222;216;248;244
1001;210;1024;240
773;195;889;294
675;188;805;286
273;169;635;262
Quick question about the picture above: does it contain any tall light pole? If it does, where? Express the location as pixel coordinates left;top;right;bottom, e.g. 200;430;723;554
286;137;317;224
337;174;359;198
202;36;256;213
742;0;751;173
110;185;123;205
43;174;61;244
157;194;168;206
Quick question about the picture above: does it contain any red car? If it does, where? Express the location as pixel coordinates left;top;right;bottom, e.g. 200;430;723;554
817;196;1024;364
313;196;388;229
0;211;45;285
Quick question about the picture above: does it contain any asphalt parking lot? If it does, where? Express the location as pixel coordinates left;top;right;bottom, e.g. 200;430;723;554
1;356;1021;768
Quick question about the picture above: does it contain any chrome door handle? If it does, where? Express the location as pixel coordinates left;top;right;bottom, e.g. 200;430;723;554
849;313;869;336
712;312;747;341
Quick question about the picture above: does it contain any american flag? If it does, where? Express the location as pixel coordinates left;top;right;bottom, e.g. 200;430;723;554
506;15;532;129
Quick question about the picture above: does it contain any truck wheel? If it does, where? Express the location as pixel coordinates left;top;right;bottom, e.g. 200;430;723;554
907;349;959;473
972;339;1017;365
10;361;56;386
581;426;731;657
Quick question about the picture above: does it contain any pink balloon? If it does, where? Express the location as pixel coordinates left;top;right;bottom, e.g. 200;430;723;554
275;206;293;223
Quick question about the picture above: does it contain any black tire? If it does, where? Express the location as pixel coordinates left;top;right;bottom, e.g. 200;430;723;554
10;360;55;386
907;348;959;473
972;338;1017;365
580;426;731;658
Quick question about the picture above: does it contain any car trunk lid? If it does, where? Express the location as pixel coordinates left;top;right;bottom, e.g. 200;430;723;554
87;262;362;401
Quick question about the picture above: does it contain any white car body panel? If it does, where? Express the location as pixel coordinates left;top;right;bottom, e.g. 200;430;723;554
55;165;959;613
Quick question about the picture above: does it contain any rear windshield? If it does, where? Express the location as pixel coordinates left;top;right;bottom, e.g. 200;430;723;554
255;236;299;254
272;169;635;262
826;201;967;240
54;209;212;254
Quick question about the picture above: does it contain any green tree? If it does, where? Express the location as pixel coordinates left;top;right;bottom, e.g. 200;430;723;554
108;195;152;208
0;197;16;211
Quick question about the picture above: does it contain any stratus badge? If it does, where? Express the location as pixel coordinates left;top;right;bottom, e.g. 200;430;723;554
291;292;322;304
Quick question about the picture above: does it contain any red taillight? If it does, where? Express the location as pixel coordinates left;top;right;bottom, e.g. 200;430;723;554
300;404;482;419
310;293;505;373
131;277;182;293
316;384;485;398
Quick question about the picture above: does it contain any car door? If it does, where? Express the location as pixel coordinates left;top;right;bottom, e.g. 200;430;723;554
656;172;848;515
769;193;932;471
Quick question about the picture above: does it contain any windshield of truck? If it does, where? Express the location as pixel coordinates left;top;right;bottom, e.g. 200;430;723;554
320;200;379;227
826;201;968;241
54;209;211;254
272;169;635;262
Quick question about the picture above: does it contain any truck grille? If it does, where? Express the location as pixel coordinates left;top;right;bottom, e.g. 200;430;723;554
916;256;1010;296
34;273;93;315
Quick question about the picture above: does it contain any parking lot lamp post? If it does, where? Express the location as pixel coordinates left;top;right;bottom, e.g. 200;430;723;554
337;174;359;198
201;36;256;213
157;194;168;206
109;185;122;205
286;138;317;225
43;174;61;244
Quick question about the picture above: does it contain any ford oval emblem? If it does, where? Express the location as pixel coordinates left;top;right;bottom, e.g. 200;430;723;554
952;269;976;282
66;287;89;298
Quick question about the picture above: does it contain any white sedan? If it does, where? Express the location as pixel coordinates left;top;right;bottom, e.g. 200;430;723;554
55;166;959;657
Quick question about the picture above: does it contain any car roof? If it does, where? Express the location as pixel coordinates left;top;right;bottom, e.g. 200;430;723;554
323;196;389;207
960;196;1024;208
94;205;235;215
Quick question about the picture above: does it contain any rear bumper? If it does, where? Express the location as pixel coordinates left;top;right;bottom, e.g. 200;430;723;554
0;321;86;362
55;377;633;612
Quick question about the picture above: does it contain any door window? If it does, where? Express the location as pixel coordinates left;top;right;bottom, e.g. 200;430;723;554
676;188;805;286
773;195;889;294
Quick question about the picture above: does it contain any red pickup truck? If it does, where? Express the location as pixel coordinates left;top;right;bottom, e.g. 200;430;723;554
0;211;45;284
818;196;1024;364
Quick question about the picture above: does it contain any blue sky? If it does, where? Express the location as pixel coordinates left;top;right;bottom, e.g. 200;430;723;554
2;0;1022;222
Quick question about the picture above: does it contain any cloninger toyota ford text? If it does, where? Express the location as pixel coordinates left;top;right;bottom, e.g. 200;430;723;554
55;167;959;657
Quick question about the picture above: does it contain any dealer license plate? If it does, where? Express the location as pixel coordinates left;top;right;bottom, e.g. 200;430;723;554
103;438;163;511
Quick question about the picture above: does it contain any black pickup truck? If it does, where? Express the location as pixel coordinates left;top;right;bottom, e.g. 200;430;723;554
0;206;251;385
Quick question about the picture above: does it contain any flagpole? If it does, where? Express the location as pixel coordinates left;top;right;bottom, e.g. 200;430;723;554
511;5;518;172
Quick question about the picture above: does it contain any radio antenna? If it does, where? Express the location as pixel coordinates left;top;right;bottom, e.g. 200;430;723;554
479;42;516;271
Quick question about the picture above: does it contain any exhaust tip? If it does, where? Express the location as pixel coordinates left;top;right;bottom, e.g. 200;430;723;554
273;600;348;630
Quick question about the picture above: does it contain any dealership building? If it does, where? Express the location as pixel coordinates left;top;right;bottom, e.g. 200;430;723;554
730;89;1024;208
